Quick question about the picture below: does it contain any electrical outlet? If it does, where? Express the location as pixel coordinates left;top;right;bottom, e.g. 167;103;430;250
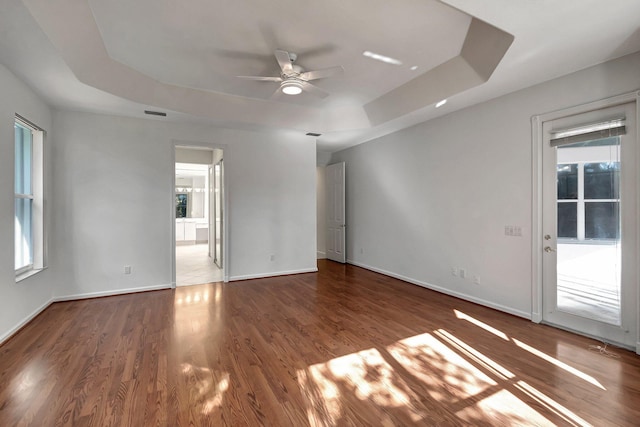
360;247;364;254
459;269;466;279
451;267;457;277
474;275;481;285
124;265;132;275
270;254;275;261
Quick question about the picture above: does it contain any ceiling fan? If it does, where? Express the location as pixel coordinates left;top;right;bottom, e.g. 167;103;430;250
237;49;343;99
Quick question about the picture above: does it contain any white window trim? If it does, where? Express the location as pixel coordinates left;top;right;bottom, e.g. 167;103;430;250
15;115;46;282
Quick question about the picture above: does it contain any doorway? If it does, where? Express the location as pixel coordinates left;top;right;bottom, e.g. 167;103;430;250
535;97;638;350
326;162;346;263
174;146;224;286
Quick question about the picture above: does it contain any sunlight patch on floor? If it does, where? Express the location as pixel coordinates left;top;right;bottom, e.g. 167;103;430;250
461;388;554;426
512;338;605;390
180;363;230;415
435;329;515;380
515;380;592;427
296;320;601;426
453;309;606;391
454;309;509;340
387;332;496;402
297;347;425;426
432;330;561;425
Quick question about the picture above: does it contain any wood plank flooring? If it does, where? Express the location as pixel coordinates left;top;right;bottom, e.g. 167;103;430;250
1;259;639;426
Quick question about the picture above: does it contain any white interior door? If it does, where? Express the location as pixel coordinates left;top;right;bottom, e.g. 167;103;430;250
326;162;346;263
541;102;638;349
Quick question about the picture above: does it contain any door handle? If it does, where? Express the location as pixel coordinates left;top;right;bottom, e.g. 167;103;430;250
544;246;556;253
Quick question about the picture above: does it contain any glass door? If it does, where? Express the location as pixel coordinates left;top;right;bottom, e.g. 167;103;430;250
541;102;637;348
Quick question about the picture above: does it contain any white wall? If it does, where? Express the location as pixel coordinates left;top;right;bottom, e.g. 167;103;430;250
332;51;640;318
50;111;317;296
0;64;54;341
226;133;316;279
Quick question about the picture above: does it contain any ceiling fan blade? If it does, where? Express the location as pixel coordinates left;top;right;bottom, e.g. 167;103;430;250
274;49;293;73
236;76;282;82
299;66;344;81
269;87;283;100
300;81;329;98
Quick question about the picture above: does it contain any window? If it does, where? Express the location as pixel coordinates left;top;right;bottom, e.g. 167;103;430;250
14;116;44;279
584;162;619;239
176;193;188;218
557;137;620;241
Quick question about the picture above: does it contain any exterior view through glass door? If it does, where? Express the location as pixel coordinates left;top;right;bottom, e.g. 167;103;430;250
541;101;637;349
556;137;621;324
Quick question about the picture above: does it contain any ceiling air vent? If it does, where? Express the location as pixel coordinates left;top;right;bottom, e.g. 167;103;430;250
306;132;322;137
144;110;167;117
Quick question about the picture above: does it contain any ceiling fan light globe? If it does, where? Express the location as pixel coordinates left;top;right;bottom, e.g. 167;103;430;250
281;81;303;95
283;86;302;95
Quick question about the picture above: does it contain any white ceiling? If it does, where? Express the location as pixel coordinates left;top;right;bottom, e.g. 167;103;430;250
89;0;470;107
176;163;208;178
2;0;640;152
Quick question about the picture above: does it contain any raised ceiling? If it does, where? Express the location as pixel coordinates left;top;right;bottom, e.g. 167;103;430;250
2;0;640;151
89;0;471;107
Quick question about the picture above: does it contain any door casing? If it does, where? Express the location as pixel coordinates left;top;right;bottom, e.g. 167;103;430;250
532;91;640;353
171;142;229;286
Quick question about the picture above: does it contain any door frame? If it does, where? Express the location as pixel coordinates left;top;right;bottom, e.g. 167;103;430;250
171;141;229;286
213;158;223;269
531;90;640;353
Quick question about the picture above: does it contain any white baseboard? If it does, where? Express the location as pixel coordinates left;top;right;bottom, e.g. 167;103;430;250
229;268;318;282
347;259;531;320
317;251;327;259
54;283;172;302
636;342;640;356
0;298;54;345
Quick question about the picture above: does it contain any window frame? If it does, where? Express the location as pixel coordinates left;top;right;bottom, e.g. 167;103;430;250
14;115;45;281
557;160;620;242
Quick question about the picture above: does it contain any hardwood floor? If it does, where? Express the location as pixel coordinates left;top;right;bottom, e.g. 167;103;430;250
1;260;639;426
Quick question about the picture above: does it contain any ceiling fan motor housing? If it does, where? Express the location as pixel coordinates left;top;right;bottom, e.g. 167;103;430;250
283;64;304;79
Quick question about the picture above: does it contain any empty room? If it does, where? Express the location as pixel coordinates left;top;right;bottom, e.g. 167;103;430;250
1;0;640;425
